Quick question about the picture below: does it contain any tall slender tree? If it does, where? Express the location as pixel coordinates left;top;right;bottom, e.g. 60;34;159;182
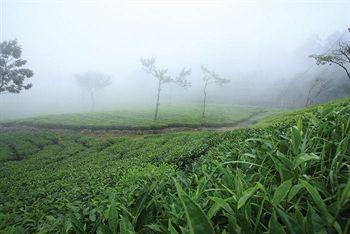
201;65;230;118
141;57;191;120
0;40;34;94
75;71;111;112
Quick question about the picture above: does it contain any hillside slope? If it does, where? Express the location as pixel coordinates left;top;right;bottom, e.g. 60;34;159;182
0;98;349;233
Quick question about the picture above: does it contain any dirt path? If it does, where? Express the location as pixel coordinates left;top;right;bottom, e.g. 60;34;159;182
204;111;264;132
0;111;264;136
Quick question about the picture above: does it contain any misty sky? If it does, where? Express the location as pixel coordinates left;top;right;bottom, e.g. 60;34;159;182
0;0;349;119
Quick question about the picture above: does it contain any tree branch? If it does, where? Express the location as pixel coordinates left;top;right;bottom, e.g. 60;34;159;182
332;60;350;80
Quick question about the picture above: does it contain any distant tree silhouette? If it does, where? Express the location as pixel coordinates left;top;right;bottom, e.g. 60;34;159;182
75;71;111;112
200;65;230;118
141;57;191;120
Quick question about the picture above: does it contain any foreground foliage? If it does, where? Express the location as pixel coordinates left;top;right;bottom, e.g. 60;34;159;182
0;99;349;233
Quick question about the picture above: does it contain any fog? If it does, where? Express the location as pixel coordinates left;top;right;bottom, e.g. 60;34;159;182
0;0;349;120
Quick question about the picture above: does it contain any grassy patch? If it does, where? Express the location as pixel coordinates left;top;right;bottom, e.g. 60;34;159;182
6;104;283;130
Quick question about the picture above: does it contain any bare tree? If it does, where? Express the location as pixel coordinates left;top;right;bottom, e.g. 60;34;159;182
141;57;191;120
0;40;33;94
310;41;350;81
75;71;111;112
201;65;230;118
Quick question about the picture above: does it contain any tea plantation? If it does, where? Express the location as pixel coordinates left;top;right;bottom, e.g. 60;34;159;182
4;104;281;130
0;99;349;233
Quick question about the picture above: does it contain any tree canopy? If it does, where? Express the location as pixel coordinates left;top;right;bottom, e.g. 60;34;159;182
310;41;350;80
0;40;34;94
75;71;111;93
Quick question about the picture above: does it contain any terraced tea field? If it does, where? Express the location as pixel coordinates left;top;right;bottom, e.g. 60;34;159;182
0;99;349;233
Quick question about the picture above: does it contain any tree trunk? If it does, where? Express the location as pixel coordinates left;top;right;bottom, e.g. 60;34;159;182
202;81;208;118
305;88;312;107
90;91;95;112
154;80;161;120
335;62;350;80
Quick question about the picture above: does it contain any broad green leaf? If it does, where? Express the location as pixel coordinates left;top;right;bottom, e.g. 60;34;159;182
119;215;134;234
300;180;342;232
238;187;256;210
207;202;221;220
305;202;326;233
209;196;233;214
272;179;292;206
168;219;178;234
175;180;214;234
243;153;256;159
339;173;350;208
270;155;294;181
276;208;302;234
227;214;241;234
294;207;304;228
300;180;332;223
269;212;286;234
294;153;320;169
291;126;302;154
297;117;303;134
108;201;119;234
207;203;221;219
305;205;314;234
287;184;302;202
276;151;294;170
145;224;163;232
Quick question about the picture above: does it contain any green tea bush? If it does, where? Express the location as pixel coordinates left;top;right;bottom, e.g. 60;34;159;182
85;99;350;234
0;99;349;233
